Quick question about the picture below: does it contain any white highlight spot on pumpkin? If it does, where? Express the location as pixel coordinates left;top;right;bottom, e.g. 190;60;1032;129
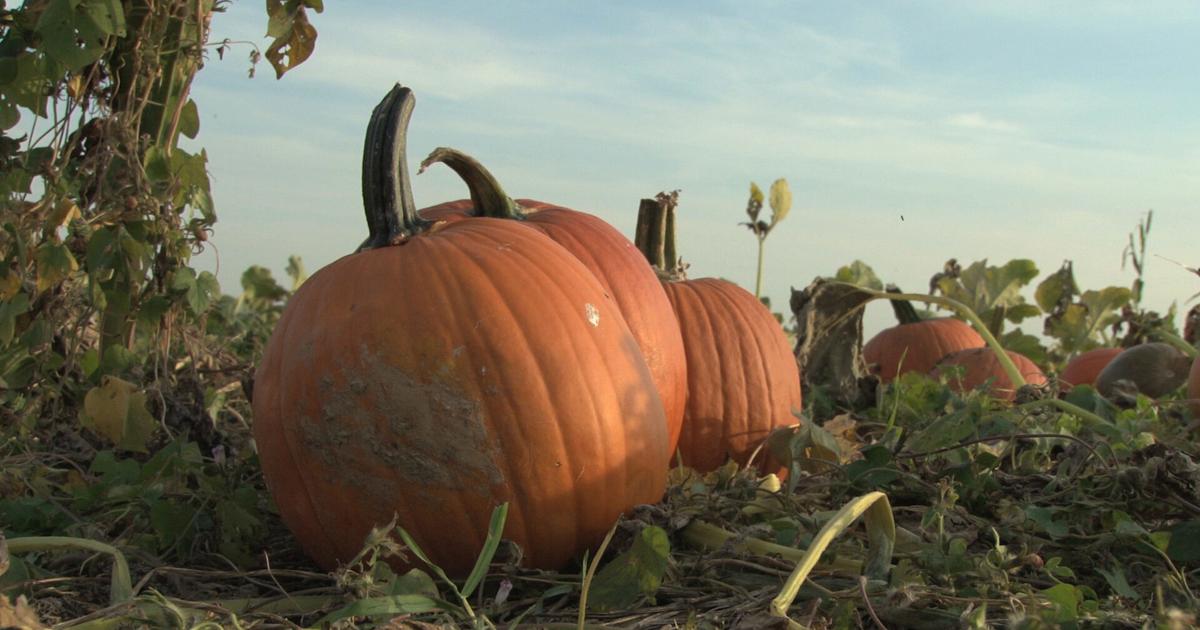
585;303;600;327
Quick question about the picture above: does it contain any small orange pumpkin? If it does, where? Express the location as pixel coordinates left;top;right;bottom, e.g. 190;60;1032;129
932;347;1047;401
1058;347;1122;390
863;290;984;382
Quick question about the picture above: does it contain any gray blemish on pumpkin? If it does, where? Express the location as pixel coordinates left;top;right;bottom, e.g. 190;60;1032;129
302;348;506;500
585;303;600;327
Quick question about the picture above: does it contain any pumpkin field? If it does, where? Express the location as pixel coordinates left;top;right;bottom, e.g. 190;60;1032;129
3;2;1200;629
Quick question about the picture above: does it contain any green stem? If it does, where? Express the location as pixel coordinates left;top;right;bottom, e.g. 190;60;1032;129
7;536;133;605
754;237;765;299
884;285;922;325
1015;398;1110;428
359;84;428;251
681;520;862;574
1153;328;1198;358
417;147;525;219
843;284;1026;390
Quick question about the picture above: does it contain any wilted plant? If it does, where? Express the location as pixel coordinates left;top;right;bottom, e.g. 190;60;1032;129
741;179;792;299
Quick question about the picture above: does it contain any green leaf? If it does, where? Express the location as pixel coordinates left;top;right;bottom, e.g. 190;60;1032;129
0;103;19;130
1044;287;1131;354
1000;329;1047;365
1166;520;1200;563
35;241;78;293
1097;565;1140;600
36;0;113;71
586;526;670;612
79;376;158;452
934;258;1039;331
178;99;200;139
460;502;508;599
315;594;444;625
0;293;31;346
150;499;197;549
1035;261;1079;312
285;255;307;290
831;260;883;291
385;568;440;598
1039;583;1081;622
84;0;127;37
240;265;287;303
1025;505;1068;539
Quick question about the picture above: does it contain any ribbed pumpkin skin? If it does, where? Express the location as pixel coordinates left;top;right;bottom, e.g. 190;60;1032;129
863;318;984;382
253;218;669;576
663;277;803;472
423;199;687;454
932;348;1048;401
1059;347;1122;389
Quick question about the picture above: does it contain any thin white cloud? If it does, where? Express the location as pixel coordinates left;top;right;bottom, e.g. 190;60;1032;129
945;112;1023;134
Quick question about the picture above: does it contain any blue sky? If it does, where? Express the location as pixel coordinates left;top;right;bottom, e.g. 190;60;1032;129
188;2;1199;335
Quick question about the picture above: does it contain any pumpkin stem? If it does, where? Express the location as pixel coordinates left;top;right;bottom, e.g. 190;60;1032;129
418;147;526;220
884;285;923;325
359;84;429;250
634;191;685;280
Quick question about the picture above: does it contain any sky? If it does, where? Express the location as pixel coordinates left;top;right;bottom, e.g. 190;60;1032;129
187;1;1200;336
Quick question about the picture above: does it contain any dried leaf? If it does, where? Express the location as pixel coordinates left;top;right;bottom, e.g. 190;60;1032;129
768;178;791;225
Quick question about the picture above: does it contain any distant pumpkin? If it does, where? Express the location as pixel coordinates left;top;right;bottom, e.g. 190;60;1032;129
932;347;1047;401
863;289;984;382
1058;347;1122;390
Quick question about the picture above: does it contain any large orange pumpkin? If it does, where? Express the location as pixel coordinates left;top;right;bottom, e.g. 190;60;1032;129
253;85;669;576
932;347;1047;401
863;291;984;382
1058;347;1122;390
415;149;687;455
634;193;802;472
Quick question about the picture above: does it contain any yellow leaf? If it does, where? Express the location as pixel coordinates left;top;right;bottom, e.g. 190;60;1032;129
749;182;764;205
80;377;157;452
44;199;81;232
768;178;791;225
0;269;20;300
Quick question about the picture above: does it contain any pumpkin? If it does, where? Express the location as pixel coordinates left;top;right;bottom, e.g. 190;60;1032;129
932;347;1047;401
634;193;802;472
862;288;984;382
416;149;687;455
1058;347;1122;390
1094;342;1191;399
252;85;670;576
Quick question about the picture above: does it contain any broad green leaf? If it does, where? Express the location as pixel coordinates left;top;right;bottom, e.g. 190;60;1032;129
0;103;19;130
1000;329;1047;365
831;260;883;290
178;99;200;139
0;293;31;345
385;568;440;598
768;178;791;225
36;0;112;71
1025;505;1068;539
1044;287;1131;354
1035;261;1079;312
240;265;287;303
35;241;78;293
1166;520;1200;563
150;499;197;549
934;258;1039;331
79;376;158;452
587;526;670;612
84;0;127;37
1040;583;1081;622
1097;565;1140;600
